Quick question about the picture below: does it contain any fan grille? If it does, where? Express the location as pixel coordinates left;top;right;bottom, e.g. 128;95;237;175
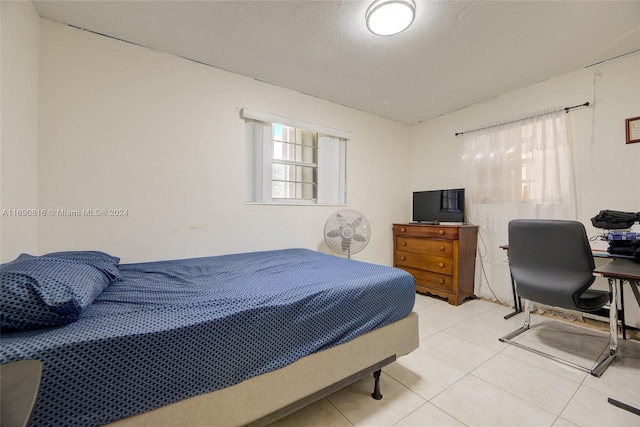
324;209;371;257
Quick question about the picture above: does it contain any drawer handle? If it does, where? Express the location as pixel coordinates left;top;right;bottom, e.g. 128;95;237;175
402;241;407;246
400;256;406;261
438;262;445;268
439;245;445;251
401;227;406;232
439;278;445;284
438;229;445;235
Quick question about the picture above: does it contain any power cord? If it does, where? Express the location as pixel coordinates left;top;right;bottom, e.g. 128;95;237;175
468;222;499;301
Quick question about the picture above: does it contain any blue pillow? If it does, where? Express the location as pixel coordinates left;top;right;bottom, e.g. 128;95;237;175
41;250;123;282
0;255;113;331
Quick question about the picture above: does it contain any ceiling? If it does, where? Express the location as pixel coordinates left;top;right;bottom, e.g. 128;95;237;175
32;1;640;125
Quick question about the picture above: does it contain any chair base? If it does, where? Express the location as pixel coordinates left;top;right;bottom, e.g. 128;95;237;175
499;325;616;377
499;290;618;378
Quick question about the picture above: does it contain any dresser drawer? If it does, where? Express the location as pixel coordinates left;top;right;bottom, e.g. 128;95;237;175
398;266;454;293
392;224;459;240
396;237;453;257
395;251;453;275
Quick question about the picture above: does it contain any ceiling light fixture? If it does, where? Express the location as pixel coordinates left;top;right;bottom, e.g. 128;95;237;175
366;0;416;36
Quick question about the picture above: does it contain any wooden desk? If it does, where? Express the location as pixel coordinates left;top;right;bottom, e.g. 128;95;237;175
593;259;640;417
593;258;640;281
593;259;640;340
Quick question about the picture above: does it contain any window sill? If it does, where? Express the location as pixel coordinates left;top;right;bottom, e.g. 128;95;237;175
245;201;347;207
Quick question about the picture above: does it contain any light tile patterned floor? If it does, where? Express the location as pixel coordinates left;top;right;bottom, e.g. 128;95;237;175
269;294;640;426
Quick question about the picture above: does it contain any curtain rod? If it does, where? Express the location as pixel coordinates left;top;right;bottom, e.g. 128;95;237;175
454;102;590;136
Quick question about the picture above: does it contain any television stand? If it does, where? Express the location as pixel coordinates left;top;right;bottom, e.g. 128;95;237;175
392;223;478;305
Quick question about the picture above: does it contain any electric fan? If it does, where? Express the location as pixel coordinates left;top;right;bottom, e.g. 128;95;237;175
324;209;371;259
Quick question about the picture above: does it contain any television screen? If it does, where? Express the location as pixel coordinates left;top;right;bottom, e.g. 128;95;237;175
412;188;465;224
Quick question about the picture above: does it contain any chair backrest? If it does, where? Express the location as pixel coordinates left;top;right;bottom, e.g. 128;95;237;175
508;219;595;310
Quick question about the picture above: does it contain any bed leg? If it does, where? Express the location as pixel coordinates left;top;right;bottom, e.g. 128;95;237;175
371;369;382;400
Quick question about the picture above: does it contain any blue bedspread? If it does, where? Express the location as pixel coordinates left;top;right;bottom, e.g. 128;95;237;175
0;249;415;426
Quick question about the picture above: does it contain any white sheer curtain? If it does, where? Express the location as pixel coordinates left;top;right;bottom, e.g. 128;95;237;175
462;109;577;311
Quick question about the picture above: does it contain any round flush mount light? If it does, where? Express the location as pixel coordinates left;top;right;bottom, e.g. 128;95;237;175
366;0;416;36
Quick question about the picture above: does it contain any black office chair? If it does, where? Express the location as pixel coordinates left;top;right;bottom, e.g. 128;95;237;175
499;219;617;377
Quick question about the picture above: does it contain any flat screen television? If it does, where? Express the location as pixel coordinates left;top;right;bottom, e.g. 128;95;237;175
412;188;465;224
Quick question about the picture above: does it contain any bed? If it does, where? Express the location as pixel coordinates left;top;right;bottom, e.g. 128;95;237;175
0;248;418;426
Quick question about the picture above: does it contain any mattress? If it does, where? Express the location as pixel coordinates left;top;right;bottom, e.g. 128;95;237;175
0;249;415;426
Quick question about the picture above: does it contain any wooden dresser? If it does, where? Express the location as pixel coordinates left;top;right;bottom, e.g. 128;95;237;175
392;223;478;305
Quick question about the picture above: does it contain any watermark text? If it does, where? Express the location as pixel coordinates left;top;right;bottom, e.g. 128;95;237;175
2;208;129;217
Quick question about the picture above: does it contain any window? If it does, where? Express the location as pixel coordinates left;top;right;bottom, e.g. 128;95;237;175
473;145;527;204
469;120;574;205
272;124;318;200
462;109;576;305
243;109;348;205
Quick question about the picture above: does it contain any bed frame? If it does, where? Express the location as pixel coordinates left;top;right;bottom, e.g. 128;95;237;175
107;311;419;426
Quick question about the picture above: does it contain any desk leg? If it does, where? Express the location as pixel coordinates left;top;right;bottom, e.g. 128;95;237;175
619;279;626;340
621;278;640;341
608;397;640;416
504;273;522;320
608;281;640;416
629;279;640;306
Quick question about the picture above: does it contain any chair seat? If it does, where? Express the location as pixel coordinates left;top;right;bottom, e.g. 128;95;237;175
578;289;610;312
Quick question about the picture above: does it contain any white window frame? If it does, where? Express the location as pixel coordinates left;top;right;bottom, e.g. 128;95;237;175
243;109;348;206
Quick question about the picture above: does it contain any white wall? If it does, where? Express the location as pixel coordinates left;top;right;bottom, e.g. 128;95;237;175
0;1;40;262
410;52;640;325
36;20;411;265
410;52;639;229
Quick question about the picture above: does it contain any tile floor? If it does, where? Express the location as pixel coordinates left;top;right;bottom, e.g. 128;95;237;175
270;294;640;426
